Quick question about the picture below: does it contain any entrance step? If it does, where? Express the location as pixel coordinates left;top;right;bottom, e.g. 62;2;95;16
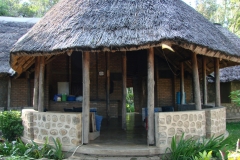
66;155;162;160
72;144;161;157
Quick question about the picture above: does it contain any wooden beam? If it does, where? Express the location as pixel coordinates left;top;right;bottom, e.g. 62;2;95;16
82;51;90;144
202;57;207;105
215;58;221;107
155;48;178;70
147;48;155;145
180;62;185;104
122;51;127;130
192;52;201;110
7;77;11;111
38;57;45;112
33;57;40;110
106;52;110;122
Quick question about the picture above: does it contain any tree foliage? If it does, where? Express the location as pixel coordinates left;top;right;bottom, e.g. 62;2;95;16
0;0;59;17
196;0;240;36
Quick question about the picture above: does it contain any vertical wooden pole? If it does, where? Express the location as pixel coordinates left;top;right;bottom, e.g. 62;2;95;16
27;72;31;106
7;77;11;111
69;56;72;94
202;57;207;105
96;53;99;100
172;74;176;110
106;52;110;122
180;62;185;104
147;48;155;145
82;52;90;144
33;57;40;110
154;57;159;107
38;57;45;112
122;51;127;130
192;52;201;110
215;58;221;107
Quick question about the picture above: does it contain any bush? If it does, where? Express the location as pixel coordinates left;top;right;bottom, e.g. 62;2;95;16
229;90;240;106
0;137;64;160
164;133;225;160
0;111;24;141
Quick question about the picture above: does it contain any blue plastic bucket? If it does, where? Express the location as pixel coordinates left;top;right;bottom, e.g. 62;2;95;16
95;115;103;131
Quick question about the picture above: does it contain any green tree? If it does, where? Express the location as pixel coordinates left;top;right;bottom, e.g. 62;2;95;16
196;0;240;37
29;0;59;17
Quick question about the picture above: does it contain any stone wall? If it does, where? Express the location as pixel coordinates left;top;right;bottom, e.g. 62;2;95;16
22;109;82;151
205;107;226;138
155;107;226;154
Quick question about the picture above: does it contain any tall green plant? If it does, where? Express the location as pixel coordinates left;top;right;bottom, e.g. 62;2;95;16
0;111;24;141
164;133;225;160
229;90;240;106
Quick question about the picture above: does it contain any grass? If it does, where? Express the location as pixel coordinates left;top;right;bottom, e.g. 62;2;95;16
222;122;240;150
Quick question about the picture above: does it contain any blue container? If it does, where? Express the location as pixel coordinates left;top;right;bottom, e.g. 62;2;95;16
67;95;76;101
95;115;103;131
176;92;186;104
145;108;160;118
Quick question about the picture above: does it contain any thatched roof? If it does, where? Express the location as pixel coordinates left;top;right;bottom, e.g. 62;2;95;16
208;24;240;83
0;17;39;76
10;0;240;75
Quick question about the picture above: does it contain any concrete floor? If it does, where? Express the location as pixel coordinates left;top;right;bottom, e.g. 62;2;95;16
70;113;161;159
90;113;147;145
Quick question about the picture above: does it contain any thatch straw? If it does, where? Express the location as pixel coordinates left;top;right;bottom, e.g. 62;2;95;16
208;24;240;83
208;66;240;83
0;18;38;75
10;0;240;60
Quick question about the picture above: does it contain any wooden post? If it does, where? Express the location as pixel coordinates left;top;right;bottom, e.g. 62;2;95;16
7;77;11;111
180;62;185;104
172;75;176;110
96;53;99;100
192;52;201;110
154;57;159;107
202;57;207;105
69;56;72;94
82;52;90;144
33;57;40;110
122;51;127;130
106;52;110;122
38;57;45;112
215;58;221;107
147;48;155;145
26;71;31;106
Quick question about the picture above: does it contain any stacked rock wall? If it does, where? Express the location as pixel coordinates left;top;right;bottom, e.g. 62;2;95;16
205;107;226;138
22;109;82;151
155;107;226;154
155;110;206;154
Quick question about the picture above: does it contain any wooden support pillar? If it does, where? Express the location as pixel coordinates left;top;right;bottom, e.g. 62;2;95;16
192;52;201;110
202;57;207;105
38;57;45;112
215;58;220;107
172;75;176;110
105;52;110;122
82;52;90;144
26;71;31;106
180;62;185;104
147;48;155;145
7;77;11;111
154;57;159;107
122;51;127;130
33;57;40;110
